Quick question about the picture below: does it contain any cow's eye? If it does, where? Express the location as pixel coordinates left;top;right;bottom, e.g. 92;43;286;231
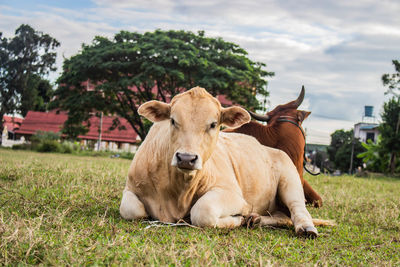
210;122;217;129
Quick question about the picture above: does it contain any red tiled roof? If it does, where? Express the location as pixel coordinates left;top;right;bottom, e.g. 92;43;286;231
16;111;67;135
77;115;138;143
216;95;233;106
15;111;138;143
3;115;23;132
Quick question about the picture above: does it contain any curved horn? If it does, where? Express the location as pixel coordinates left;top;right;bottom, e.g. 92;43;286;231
247;110;270;122
294;85;305;107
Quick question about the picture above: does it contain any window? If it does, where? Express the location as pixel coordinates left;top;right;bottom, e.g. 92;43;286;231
366;132;375;142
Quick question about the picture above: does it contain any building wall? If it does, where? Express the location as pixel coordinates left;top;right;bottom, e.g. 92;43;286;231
1;137;25;147
357;129;379;143
94;140;138;153
354;122;379;143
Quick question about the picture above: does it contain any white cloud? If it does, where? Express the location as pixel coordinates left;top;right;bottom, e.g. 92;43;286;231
1;0;400;144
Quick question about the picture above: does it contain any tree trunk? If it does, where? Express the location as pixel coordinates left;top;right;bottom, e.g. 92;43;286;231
349;137;355;174
390;152;396;175
0;111;4;145
0;111;5;131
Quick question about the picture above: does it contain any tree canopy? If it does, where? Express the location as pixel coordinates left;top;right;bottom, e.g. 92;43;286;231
20;74;54;116
380;59;400;173
380;98;400;151
0;24;59;130
382;60;400;96
52;30;274;140
379;96;400;173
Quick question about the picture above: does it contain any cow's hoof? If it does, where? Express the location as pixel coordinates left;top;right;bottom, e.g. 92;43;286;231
245;213;261;228
296;225;318;238
313;199;323;208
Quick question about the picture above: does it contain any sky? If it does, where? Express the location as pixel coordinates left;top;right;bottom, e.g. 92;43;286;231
1;0;399;144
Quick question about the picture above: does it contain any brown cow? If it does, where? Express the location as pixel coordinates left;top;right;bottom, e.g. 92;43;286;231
226;86;323;208
120;87;333;237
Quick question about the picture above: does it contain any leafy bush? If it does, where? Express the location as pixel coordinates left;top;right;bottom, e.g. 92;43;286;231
12;143;32;150
357;138;391;173
36;140;62;153
31;131;61;142
30;131;61;151
10;131;134;158
60;141;80;153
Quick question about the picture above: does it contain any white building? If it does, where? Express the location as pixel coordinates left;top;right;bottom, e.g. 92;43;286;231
354;122;379;143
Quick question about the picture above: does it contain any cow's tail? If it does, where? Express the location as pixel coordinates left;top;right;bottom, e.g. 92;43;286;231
312;219;336;227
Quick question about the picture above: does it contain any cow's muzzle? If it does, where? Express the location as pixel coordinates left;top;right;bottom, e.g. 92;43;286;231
173;152;201;171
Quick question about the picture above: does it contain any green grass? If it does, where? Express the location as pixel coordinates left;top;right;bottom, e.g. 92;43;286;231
1;148;399;266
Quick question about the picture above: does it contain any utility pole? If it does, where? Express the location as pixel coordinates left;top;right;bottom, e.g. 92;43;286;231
96;85;105;152
97;111;103;151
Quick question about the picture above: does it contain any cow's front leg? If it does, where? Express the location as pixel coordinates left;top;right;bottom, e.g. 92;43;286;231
303;179;323;208
190;189;250;228
120;188;148;220
278;168;318;237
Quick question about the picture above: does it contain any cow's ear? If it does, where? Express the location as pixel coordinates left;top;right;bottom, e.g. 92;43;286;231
138;100;171;122
221;106;251;128
297;110;311;122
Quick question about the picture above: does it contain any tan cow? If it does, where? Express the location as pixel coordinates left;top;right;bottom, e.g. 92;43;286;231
120;87;328;237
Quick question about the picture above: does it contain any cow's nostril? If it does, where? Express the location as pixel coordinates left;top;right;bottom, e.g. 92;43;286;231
190;155;198;164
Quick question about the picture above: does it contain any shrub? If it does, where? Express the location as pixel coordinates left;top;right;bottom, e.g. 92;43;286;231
60;141;80;153
12;143;32;150
31;131;61;142
36;140;62;153
30;131;61;151
119;152;134;160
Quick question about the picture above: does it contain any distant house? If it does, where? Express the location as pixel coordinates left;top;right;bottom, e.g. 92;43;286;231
14;111;139;152
1;115;25;147
354;122;379;143
2;115;23;140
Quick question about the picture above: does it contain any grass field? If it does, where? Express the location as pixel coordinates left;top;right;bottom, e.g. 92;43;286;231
1;148;399;266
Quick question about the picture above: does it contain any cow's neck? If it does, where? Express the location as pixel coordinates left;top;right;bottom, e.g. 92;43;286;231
165;166;210;220
262;124;280;147
275;123;305;162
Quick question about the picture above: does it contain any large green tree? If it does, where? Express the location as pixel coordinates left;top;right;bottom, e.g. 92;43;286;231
0;24;59;130
20;74;54;116
381;60;400;173
327;129;352;162
379;97;400;173
358;60;400;174
382;60;400;96
358;99;400;174
52;30;273;140
327;129;364;173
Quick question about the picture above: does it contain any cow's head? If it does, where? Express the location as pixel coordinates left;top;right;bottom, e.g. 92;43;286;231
248;85;311;125
138;87;250;174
